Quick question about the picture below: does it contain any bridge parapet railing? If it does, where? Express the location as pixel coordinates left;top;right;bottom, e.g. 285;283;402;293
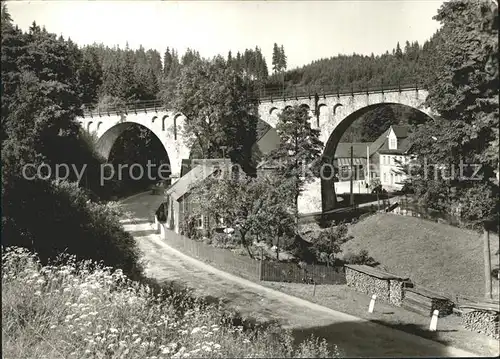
259;81;420;101
81;80;421;117
82;99;165;118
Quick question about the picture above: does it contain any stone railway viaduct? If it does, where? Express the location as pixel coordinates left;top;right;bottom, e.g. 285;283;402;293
77;86;432;214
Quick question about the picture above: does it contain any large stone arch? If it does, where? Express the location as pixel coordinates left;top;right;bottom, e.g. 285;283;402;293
320;102;435;212
79;110;190;177
95;122;171;170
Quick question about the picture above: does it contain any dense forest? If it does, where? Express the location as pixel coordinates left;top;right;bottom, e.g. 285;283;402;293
52;28;439;110
274;38;438;91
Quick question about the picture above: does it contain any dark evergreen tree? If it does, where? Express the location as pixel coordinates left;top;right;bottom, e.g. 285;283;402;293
272;43;280;73
279;44;287;71
163;47;173;76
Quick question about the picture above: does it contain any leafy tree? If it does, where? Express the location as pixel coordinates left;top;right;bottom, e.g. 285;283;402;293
408;0;499;299
265;105;323;225
359;105;398;142
189;174;293;258
1;7;26;143
253;174;295;260
312;223;352;266
164;57;258;174
1;8;143;279
369;178;383;210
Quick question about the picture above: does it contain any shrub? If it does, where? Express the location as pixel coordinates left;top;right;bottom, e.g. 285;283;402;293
155;202;168;223
180;215;202;240
311;223;353;265
2;179;143;280
343;249;378;266
2;247;340;359
210;233;239;250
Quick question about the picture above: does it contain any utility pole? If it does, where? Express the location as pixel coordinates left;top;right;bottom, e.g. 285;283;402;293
366;145;370;188
484;223;493;300
282;70;285;98
350;144;354;208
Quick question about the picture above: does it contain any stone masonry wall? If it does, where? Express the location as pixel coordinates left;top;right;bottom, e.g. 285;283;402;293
462;310;499;339
389;280;405;307
346;267;390;302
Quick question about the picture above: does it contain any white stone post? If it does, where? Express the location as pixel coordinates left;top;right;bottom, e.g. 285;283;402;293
154;215;160;234
368;294;377;313
160;222;167;240
429;310;439;331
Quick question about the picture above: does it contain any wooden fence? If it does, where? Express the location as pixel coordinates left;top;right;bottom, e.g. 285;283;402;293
162;226;261;281
158;221;346;284
261;261;346;284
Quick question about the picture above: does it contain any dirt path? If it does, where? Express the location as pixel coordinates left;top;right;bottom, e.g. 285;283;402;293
119;193;480;358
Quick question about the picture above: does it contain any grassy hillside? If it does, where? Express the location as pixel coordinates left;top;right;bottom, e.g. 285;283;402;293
343;213;499;300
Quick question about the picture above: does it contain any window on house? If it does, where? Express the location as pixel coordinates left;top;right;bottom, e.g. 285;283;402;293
340;165;350;179
196;215;203;229
358;165;364;180
389;138;397;149
383;172;387;183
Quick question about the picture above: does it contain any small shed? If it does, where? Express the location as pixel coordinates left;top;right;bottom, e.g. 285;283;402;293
460;300;499;339
345;264;410;306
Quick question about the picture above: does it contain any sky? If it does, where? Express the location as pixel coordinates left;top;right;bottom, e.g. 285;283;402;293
7;0;444;70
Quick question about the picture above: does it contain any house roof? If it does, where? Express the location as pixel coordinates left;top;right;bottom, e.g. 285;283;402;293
255;127;280;156
181;158;233;177
180;159;193;177
335;142;371;159
368;128;390;155
391;125;409;138
256;120;272;142
166;159;232;201
378;137;412;154
370;125;412;155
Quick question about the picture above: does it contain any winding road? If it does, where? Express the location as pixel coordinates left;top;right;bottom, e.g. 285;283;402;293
119;192;481;358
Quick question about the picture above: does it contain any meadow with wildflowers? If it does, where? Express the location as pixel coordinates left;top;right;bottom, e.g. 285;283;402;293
2;247;340;358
